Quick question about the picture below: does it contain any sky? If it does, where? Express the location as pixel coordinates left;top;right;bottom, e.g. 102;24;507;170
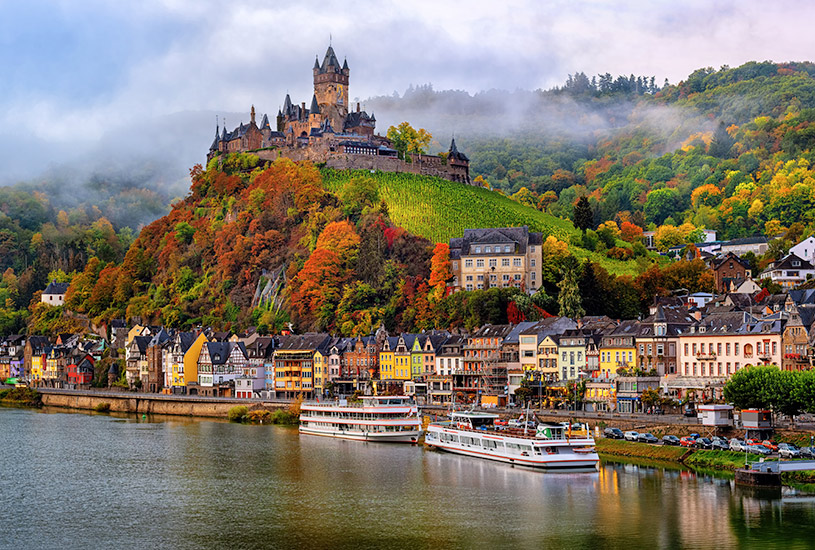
1;0;814;185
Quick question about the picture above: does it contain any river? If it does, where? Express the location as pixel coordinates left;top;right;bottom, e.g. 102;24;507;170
2;407;815;549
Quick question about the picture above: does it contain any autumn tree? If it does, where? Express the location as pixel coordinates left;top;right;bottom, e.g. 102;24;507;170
537;190;557;211
428;243;452;301
619;221;644;242
315;220;361;267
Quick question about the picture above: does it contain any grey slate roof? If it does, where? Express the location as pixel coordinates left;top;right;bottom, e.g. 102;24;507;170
450;226;542;256
43;281;70;295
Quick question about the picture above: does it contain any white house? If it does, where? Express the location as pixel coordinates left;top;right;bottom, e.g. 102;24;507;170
790;236;815;263
41;281;69;306
698;404;734;427
760;253;815;288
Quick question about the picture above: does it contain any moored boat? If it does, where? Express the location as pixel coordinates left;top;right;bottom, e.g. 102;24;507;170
425;411;599;469
299;395;422;443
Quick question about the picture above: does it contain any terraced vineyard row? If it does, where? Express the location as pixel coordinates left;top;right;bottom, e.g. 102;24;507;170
322;169;638;276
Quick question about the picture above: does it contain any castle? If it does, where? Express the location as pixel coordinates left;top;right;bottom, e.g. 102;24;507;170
208;45;470;184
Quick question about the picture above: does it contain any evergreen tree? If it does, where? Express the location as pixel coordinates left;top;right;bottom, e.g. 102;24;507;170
708;121;734;158
573;196;594;232
557;256;585;319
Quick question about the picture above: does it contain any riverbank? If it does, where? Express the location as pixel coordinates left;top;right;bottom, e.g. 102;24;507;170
596;438;815;485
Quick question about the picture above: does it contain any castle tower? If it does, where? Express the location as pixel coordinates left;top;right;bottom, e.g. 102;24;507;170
313;45;349;131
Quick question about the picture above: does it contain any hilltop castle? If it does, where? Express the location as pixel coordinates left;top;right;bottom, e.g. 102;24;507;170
208;45;470;184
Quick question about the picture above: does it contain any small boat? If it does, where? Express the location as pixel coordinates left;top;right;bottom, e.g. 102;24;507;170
425;411;599;469
299;395;422;443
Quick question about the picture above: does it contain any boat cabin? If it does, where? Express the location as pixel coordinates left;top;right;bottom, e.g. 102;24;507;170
451;411;499;430
363;396;413;406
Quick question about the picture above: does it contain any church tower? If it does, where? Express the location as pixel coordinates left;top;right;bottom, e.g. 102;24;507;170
313;45;349;131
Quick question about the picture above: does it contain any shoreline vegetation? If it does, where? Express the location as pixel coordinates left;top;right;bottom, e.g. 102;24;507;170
0;387;41;407
227;398;301;425
596;438;815;485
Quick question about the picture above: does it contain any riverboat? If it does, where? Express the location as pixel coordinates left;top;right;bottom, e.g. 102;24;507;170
299;395;422;443
425;411;599;469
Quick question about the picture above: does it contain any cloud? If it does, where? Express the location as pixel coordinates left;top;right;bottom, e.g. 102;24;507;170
0;0;812;185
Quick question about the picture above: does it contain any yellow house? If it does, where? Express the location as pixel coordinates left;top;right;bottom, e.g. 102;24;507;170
599;320;638;376
537;335;560;380
31;355;44;384
126;324;145;349
313;349;327;395
378;337;397;380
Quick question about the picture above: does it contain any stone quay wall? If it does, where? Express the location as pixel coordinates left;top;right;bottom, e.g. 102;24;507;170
38;389;287;418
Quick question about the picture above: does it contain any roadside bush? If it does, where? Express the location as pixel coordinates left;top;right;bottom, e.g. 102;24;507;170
228;405;248;422
271;409;298;425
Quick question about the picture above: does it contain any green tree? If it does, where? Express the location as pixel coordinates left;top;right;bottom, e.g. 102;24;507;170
386;122;432;159
644;188;679;225
708;121;734;158
572;196;594;232
557;256;585;319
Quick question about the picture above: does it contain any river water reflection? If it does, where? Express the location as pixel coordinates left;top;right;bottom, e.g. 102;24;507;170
2;407;815;549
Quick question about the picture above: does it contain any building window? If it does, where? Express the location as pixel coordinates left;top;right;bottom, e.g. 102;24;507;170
531;272;536;280
474;246;481;254
502;274;510;281
489;274;497;282
477;275;484;281
502;258;510;267
476;259;484;268
465;259;472;268
466;284;473;291
735;343;740;355
504;245;511;253
514;274;522;280
513;258;522;267
485;246;491;253
489;258;497;267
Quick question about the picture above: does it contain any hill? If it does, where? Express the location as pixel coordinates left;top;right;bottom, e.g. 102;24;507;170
28;155;669;337
321;169;639;276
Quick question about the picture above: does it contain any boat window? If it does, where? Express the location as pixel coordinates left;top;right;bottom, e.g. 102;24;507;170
470;417;495;429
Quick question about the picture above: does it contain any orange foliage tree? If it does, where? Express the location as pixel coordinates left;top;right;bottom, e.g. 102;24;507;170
428;243;452;301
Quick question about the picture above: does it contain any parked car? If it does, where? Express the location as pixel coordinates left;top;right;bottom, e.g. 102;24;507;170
729;439;746;452
747;444;771;456
624;431;640;441
694;437;713;449
711;439;729;451
683;406;697;417
604;427;624;439
680;436;697;447
637;433;659;444
761;440;779;452
778;443;801;458
662;435;681;446
799;446;815;459
745;438;762;447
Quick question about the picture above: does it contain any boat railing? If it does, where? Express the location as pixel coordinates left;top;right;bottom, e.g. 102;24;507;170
302;399;414;408
431;422;594;442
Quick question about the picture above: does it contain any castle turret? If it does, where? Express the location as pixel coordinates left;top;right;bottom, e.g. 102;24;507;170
313;44;349;131
250;105;256;125
209;124;220;151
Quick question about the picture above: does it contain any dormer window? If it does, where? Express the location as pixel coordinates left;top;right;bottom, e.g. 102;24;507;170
793;260;801;267
505;245;511;253
474;246;481;254
485;246;491;253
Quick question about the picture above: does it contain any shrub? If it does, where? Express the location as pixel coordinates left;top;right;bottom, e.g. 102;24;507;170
94;402;111;413
228;405;249;422
271;409;299;425
246;409;272;424
606;246;634;260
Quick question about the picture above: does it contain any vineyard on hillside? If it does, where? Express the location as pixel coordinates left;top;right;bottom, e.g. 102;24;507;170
322;169;639;276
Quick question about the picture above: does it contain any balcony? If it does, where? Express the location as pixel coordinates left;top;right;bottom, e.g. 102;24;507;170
695;352;717;360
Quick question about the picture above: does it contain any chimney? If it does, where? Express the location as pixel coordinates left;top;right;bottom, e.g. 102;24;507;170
357;102;360;113
301;102;306;112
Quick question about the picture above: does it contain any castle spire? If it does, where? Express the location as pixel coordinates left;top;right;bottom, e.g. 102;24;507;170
309;94;320;115
250;105;256;125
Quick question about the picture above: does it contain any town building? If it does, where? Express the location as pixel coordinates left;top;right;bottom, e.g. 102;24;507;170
760;253;815;288
448;226;543;293
789;236;815;263
273;333;331;399
711;252;749;293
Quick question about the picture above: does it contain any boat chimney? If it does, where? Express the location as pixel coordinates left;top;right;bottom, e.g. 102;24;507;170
357;102;360;113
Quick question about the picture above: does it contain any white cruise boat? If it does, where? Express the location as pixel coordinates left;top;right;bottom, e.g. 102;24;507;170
299;395;422;443
425;411;599;469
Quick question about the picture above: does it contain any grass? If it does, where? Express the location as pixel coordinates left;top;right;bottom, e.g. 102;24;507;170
596;437;688;461
322;168;640;276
